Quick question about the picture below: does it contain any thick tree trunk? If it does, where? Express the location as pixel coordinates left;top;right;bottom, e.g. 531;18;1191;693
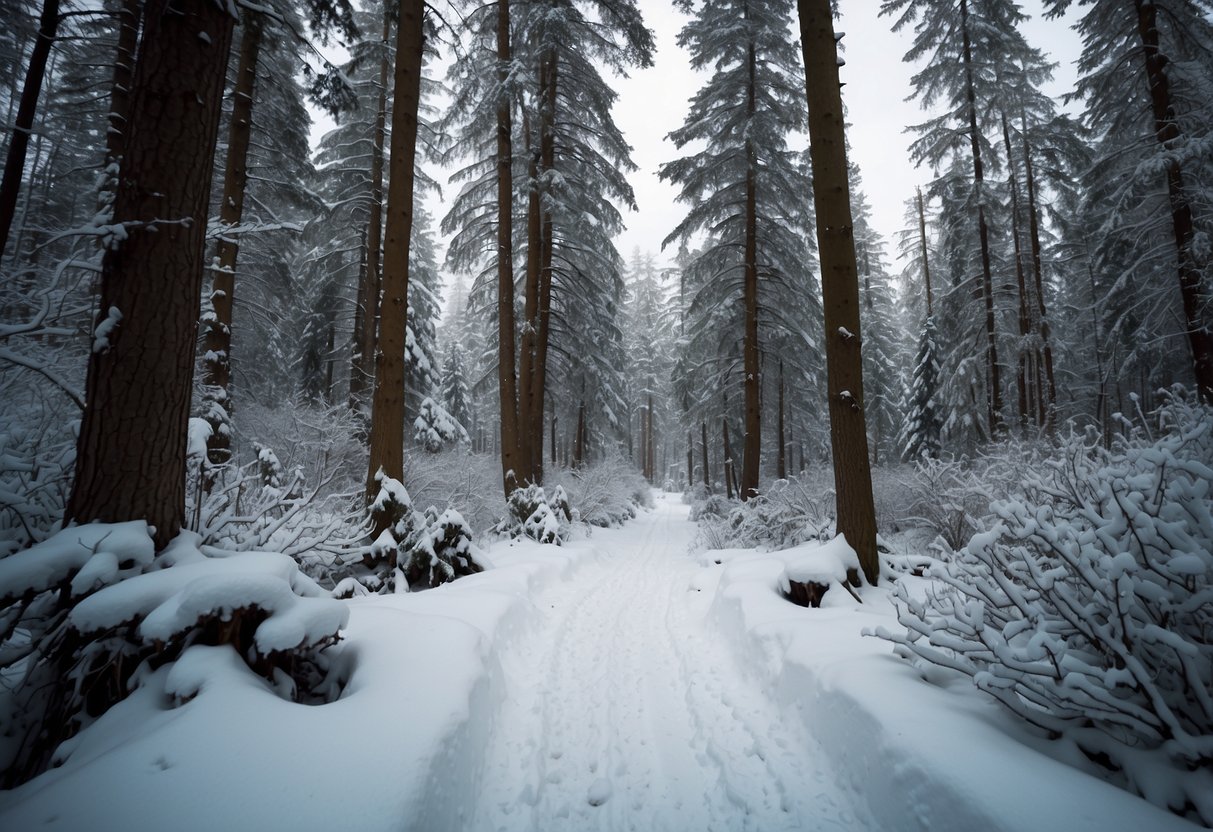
0;0;60;258
959;0;1003;435
740;30;761;501
365;0;425;511
202;16;263;474
1132;0;1213;403
350;9;392;410
66;0;234;549
530;53;558;485
797;0;879;584
573;399;586;468
495;0;522;493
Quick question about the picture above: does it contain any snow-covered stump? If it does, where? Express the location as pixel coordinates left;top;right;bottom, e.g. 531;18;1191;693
779;536;864;608
0;523;348;787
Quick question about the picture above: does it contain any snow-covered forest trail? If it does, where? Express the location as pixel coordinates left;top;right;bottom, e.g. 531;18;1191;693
471;495;870;832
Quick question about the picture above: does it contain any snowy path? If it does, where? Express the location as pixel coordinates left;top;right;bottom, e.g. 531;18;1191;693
471;495;870;832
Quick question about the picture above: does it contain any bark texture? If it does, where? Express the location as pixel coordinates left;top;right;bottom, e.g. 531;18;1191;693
495;0;522;493
202;16;263;472
797;0;879;584
366;0;425;508
67;0;235;549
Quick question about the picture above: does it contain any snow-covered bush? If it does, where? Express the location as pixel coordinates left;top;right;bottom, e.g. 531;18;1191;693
413;396;468;453
404;448;506;537
551;453;651;528
400;507;487;589
0;523;347;787
187;442;366;584
872;391;1213;824
693;476;833;552
496;483;570;543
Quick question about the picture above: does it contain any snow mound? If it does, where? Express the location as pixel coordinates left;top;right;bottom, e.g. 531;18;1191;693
0;520;154;601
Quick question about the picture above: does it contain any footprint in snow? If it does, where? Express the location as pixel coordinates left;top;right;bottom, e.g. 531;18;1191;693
587;778;612;807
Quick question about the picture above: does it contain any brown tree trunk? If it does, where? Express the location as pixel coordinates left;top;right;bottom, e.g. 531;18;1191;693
495;0;522;493
1132;0;1213;403
66;0;235;550
960;0;1003;435
0;0;60;257
350;9;392;410
202;16;263;474
103;0;140;170
798;0;879;584
365;0;425;512
740;25;761;501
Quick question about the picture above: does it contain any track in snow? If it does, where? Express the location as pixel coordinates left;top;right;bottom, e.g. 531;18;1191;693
471;494;869;832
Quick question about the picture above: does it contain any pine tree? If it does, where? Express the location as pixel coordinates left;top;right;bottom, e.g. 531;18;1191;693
797;0;878;584
67;0;236;548
661;0;816;499
1046;0;1213;403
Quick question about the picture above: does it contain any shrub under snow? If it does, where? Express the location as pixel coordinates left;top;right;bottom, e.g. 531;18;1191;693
0;523;347;787
872;391;1213;824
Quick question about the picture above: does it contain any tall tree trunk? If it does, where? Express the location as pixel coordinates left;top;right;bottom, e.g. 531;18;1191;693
573;399;586;467
722;418;735;500
797;0;879;584
777;360;786;479
0;0;60;258
66;0;235;550
1132;0;1213;402
365;0;425;512
1002;114;1032;429
916;187;934;319
701;420;709;490
202;16;263;475
551;413;557;466
647;393;655;481
350;9;392;410
495;0;522;493
530;52;558;484
959;0;1003;435
101;0;140;186
740;22;761;501
518;104;541;480
1021;115;1056;428
687;431;694;487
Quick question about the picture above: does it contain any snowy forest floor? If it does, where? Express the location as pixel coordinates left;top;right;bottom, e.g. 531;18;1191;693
0;494;1201;832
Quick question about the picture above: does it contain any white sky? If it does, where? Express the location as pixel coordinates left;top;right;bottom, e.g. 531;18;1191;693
308;2;1085;294
609;1;1084;269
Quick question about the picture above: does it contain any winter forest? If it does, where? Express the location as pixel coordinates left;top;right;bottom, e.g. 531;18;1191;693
1;0;1212;828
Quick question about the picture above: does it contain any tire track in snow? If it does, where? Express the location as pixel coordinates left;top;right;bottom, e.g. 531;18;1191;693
470;496;868;832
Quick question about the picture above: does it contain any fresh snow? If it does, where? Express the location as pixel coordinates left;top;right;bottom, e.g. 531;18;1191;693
0;495;1200;831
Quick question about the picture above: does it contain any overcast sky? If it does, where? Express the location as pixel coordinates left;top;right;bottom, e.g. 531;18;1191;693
310;2;1085;292
609;1;1084;269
